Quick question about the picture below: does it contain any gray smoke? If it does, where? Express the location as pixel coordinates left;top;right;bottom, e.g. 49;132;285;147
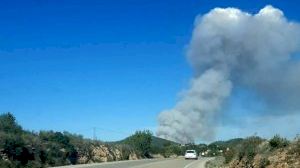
157;5;300;143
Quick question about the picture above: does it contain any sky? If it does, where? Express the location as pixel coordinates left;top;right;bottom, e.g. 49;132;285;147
1;0;300;142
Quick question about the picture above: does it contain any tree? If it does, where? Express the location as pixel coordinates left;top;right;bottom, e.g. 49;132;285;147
269;135;289;149
124;130;153;158
0;112;22;134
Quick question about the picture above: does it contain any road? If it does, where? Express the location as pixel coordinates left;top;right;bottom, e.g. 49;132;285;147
53;157;213;168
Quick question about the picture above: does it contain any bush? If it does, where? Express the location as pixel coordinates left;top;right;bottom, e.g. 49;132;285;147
288;136;300;155
224;149;236;164
237;136;263;161
259;158;270;168
162;144;182;157
0;112;22;134
119;144;134;160
269;135;289;149
124;130;152;158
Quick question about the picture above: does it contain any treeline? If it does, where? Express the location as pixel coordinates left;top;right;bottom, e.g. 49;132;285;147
0;112;184;168
0;112;151;167
7;112;294;168
118;131;215;158
0;112;98;167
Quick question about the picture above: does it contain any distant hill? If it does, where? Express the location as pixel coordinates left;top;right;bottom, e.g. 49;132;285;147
108;135;179;148
209;138;244;149
151;136;179;148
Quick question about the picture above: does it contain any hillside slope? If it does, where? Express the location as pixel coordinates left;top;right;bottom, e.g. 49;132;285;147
206;136;300;168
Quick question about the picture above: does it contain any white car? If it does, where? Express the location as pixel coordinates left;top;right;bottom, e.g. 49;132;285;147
184;150;198;160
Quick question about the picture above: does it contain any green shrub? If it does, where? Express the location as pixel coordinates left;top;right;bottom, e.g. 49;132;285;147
123;130;152;158
0;112;22;134
162;144;182;157
269;135;289;149
237;136;263;161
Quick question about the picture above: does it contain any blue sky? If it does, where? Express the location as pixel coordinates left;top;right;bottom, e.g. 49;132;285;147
1;0;300;142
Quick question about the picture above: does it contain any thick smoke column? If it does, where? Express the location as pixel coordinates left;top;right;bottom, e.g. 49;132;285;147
157;5;300;144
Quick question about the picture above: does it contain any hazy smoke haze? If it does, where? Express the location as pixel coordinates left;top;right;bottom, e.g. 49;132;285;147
157;5;300;144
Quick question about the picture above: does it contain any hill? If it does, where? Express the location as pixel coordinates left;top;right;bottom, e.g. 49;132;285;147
151;136;179;148
110;135;178;148
206;136;300;168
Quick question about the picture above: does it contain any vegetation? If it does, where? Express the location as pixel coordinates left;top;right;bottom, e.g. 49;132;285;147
0;112;90;167
288;135;300;155
294;136;300;155
0;112;141;167
206;135;300;168
0;112;231;167
0;112;182;167
269;135;289;149
119;131;184;158
122;130;152;158
237;136;264;161
3;112;299;168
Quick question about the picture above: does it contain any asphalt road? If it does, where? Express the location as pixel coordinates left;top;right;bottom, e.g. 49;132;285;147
53;158;213;168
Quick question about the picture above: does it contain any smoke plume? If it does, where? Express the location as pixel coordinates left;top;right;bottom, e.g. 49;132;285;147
157;5;300;144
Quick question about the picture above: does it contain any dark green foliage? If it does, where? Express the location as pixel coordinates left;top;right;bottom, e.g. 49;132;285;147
0;113;36;167
0;112;22;134
150;136;178;149
269;135;289;149
67;146;78;165
40;132;81;166
1;113;187;167
108;132;182;158
0;113;81;167
145;137;181;157
4;112;268;167
123;130;152;158
161;143;182;157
